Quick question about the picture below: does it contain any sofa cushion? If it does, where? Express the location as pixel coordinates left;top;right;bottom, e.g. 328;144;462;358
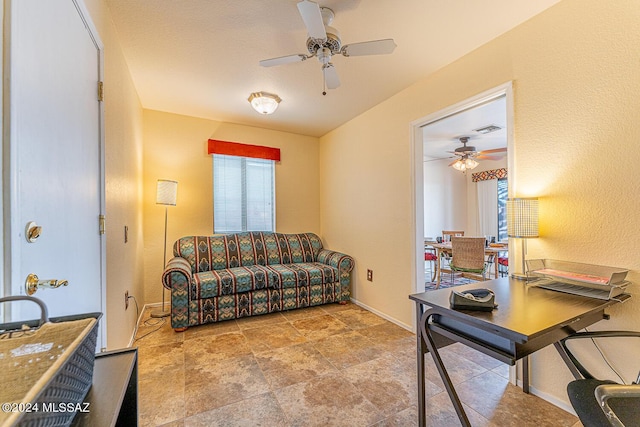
174;232;325;273
262;233;320;265
266;262;339;289
191;265;272;299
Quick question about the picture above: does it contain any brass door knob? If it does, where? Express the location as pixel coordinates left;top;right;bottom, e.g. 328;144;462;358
25;273;68;295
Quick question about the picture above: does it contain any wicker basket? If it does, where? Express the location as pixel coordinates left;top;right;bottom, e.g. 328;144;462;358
0;296;101;427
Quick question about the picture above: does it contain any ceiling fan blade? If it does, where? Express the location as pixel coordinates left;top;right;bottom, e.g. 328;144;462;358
424;156;455;163
297;0;327;40
341;39;397;57
259;54;307;67
323;64;340;89
476;155;502;160
478;147;507;154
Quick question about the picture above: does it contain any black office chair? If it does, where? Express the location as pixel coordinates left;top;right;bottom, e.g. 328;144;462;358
560;331;640;427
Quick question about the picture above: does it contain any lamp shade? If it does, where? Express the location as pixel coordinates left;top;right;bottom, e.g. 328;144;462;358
507;198;539;238
248;92;281;115
156;179;178;206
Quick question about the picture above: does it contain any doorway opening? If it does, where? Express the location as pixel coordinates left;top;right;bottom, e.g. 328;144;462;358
411;82;514;294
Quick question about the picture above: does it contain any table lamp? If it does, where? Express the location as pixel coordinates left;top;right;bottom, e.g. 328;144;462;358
507;197;539;280
151;179;178;318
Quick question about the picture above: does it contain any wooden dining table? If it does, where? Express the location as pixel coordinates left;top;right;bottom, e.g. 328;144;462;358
427;241;508;287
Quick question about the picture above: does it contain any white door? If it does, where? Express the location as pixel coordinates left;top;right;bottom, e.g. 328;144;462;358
5;0;105;347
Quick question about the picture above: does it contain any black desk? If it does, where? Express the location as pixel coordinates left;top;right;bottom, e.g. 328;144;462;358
71;347;138;427
410;278;630;427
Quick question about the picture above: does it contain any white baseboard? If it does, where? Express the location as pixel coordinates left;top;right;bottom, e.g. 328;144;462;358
350;298;414;333
127;303;153;347
145;302;163;308
516;380;576;416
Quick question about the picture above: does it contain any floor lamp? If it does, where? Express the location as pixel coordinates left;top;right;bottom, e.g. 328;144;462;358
507;197;539;280
151;179;178;318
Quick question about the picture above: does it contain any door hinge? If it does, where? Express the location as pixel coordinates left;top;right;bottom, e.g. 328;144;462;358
98;81;104;102
99;215;105;235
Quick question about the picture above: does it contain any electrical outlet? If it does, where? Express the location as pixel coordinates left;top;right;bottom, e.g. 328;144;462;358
367;269;373;282
125;290;129;310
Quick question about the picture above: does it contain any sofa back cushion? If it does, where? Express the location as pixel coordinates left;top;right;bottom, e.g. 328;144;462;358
173;232;324;273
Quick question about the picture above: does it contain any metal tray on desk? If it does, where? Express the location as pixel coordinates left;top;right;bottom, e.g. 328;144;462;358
526;259;630;300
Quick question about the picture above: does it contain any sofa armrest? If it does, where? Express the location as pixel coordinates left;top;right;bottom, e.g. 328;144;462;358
317;249;354;273
317;249;354;302
162;257;193;290
161;257;192;329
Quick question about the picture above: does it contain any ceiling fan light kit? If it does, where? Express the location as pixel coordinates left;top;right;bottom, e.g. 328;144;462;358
258;0;396;95
447;136;506;172
248;92;281;115
451;157;479;172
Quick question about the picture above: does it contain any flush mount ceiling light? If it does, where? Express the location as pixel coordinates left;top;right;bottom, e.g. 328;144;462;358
248;92;281;115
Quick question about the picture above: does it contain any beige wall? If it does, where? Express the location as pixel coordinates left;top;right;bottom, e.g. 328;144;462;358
423;159;467;239
320;0;640;408
142;111;320;304
84;0;145;349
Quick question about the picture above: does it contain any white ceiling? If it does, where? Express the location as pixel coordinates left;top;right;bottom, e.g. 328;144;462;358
105;0;560;137
422;95;507;161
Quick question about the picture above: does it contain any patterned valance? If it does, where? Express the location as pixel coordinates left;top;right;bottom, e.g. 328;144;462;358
472;168;507;182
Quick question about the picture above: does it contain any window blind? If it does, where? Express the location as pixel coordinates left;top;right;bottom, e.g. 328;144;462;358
213;154;275;233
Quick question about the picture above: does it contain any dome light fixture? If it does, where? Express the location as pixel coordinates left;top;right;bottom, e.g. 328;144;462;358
248;91;281;115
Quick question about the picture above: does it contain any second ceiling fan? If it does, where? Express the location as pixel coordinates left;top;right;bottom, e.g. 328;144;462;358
448;137;506;171
259;0;397;94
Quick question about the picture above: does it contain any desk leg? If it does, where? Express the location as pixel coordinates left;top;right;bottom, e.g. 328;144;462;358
522;356;529;394
415;302;426;427
420;309;471;427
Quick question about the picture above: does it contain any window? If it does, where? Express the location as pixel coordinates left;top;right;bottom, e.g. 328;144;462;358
497;178;508;241
213;154;275;233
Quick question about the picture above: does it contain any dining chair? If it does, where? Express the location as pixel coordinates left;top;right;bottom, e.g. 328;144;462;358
561;331;640;427
442;230;465;242
424;245;438;282
449;237;487;285
485;253;496;279
498;256;509;277
439;231;465;273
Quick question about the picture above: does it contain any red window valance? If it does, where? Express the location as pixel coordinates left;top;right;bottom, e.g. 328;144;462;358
208;139;281;161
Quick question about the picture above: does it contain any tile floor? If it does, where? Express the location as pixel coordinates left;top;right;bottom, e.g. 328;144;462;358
133;302;581;427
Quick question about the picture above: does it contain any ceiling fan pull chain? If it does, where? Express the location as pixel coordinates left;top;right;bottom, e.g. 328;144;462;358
322;69;327;96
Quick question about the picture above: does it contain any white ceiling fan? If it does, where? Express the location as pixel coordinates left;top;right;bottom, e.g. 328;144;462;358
259;0;397;95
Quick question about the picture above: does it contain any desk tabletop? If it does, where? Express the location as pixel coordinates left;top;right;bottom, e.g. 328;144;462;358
410;278;630;344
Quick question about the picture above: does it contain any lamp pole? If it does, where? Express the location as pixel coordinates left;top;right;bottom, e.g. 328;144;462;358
151;179;177;318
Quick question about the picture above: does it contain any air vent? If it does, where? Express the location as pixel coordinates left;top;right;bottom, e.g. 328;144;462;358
474;124;502;134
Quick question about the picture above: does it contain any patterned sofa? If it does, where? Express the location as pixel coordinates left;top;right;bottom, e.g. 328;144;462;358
162;232;354;331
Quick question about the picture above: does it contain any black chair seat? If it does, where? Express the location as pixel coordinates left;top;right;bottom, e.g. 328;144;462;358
568;379;640;427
